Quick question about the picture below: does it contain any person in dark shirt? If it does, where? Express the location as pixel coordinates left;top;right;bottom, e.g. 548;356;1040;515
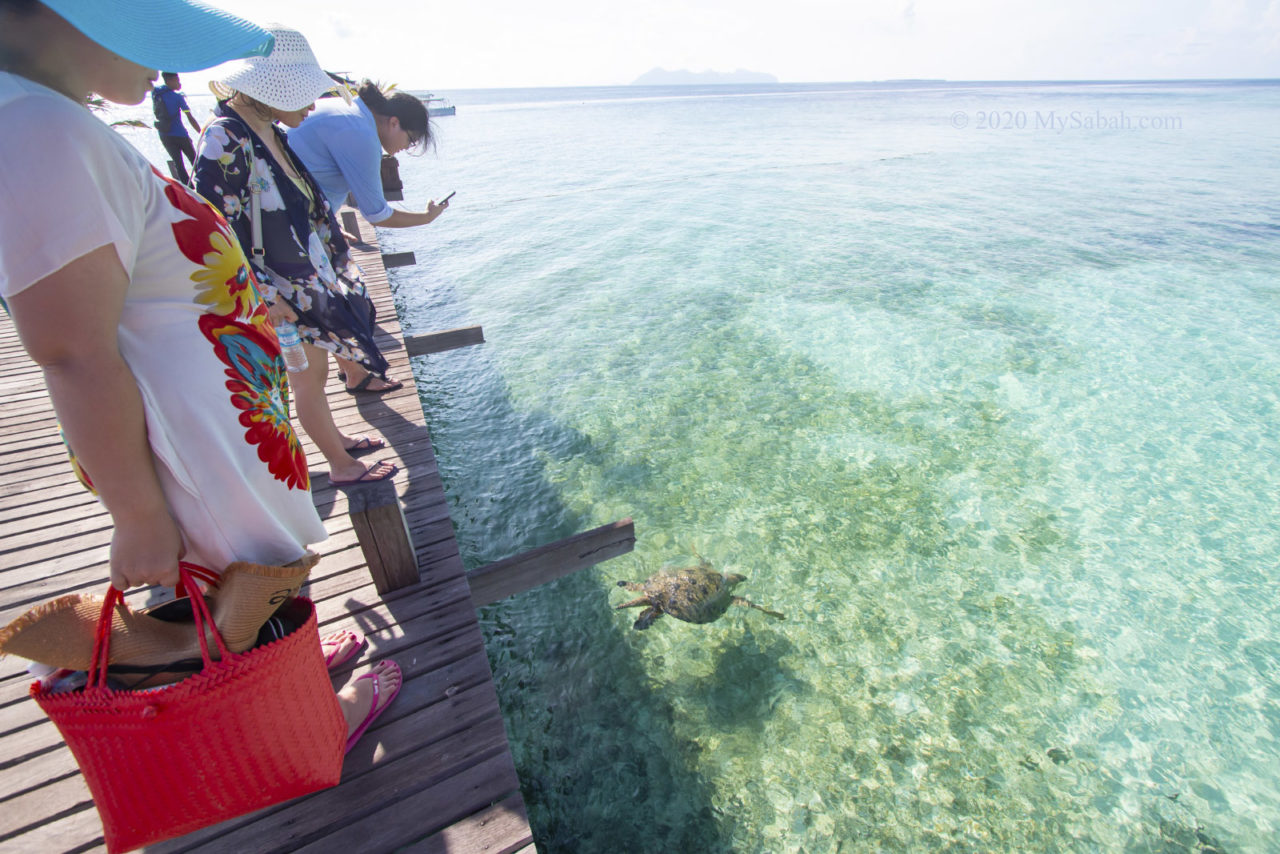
151;71;200;183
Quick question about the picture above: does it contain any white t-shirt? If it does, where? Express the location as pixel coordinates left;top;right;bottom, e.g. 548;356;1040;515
0;73;327;571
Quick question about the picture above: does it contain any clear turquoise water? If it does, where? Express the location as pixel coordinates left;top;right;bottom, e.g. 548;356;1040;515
380;82;1280;852
125;82;1280;851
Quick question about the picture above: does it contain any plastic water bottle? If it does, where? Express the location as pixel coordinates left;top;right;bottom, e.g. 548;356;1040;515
274;321;308;373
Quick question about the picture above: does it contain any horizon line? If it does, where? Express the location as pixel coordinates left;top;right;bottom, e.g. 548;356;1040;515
416;76;1280;92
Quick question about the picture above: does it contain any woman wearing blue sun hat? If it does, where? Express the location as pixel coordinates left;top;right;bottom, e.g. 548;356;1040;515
0;0;400;752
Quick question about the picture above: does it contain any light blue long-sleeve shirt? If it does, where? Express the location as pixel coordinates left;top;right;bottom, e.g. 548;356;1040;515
286;97;394;224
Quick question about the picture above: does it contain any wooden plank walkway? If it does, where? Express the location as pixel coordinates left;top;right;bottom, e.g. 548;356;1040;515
0;218;536;852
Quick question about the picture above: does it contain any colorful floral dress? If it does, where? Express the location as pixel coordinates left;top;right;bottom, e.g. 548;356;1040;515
0;74;326;572
193;104;389;377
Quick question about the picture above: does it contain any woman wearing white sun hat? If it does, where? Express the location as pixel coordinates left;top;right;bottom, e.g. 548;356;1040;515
0;0;400;754
195;23;398;488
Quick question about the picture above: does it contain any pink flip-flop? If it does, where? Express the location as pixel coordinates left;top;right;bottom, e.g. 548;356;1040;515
320;629;365;671
345;660;402;754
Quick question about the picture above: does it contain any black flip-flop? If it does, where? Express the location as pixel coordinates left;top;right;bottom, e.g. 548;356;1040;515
330;461;399;487
343;435;386;457
344;374;404;395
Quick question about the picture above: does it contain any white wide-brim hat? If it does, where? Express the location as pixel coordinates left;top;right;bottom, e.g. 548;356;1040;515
210;23;351;112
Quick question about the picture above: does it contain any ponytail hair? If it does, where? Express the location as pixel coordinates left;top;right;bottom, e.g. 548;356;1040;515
358;80;433;154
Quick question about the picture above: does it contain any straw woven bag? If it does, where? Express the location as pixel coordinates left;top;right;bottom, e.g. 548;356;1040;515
32;565;345;853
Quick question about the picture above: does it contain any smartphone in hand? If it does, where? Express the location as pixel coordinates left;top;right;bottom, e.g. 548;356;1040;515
440;191;456;205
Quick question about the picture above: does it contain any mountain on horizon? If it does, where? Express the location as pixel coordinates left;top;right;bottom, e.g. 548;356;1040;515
631;67;779;86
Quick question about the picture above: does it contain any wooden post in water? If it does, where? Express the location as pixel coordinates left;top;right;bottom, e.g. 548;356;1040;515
340;210;362;242
380;154;403;202
346;479;419;593
381;251;417;268
467;519;636;607
404;325;486;357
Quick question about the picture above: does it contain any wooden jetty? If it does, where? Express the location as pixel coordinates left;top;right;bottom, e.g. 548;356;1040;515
0;211;634;852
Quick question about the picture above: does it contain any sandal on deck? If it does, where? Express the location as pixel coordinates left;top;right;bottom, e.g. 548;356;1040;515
342;435;386;456
345;660;402;754
329;461;398;488
345;374;403;395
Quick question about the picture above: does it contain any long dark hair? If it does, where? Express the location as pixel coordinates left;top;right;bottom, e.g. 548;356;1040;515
358;80;432;154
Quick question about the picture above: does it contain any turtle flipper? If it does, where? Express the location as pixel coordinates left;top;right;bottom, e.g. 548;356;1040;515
732;597;785;620
633;607;663;630
615;596;650;610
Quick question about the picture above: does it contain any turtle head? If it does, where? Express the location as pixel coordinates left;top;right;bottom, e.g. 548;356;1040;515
725;573;747;586
633;606;661;630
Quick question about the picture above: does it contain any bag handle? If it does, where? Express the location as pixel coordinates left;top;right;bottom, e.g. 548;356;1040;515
88;562;231;692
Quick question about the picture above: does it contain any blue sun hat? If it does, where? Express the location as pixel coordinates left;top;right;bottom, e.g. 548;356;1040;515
40;0;274;72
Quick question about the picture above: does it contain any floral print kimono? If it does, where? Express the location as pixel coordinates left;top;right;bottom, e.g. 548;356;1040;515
193;103;390;378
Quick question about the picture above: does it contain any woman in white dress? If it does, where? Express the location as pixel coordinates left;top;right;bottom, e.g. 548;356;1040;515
0;0;398;752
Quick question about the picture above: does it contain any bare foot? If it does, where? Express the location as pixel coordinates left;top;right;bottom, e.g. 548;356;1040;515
320;629;364;670
338;660;402;748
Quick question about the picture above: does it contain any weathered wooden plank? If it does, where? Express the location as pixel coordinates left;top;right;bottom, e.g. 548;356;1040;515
400;794;534;854
404;325;487;358
0;770;92;841
340;210;361;242
287;750;522;854
381;250;417;268
0;481;96;515
0;803;104;853
468;517;636;607
347;479;419;594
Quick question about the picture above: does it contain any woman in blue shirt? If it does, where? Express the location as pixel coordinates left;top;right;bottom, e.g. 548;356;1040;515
288;82;451;393
289;81;449;230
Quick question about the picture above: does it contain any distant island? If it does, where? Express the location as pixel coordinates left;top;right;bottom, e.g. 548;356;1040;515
631;67;779;86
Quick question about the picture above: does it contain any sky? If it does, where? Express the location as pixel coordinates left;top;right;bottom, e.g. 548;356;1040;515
193;0;1280;92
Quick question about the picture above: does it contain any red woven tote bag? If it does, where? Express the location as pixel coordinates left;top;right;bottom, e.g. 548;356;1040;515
32;565;346;853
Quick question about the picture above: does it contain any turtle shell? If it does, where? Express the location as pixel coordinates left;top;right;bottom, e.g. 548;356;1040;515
642;567;737;624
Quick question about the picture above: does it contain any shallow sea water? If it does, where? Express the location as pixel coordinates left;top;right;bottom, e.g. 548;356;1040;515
119;81;1280;851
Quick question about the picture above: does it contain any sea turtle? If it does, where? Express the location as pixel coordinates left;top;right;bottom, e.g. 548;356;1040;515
615;553;786;630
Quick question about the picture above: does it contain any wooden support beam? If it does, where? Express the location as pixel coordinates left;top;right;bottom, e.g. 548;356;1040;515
380;155;403;192
382;251;417;268
340;210;361;242
347;480;419;594
466;518;635;607
404;326;486;358
384;190;404;202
